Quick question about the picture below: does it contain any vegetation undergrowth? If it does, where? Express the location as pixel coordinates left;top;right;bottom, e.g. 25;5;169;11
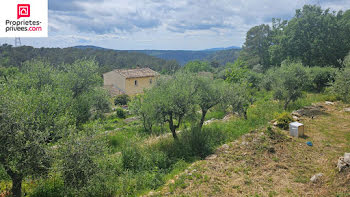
4;91;326;197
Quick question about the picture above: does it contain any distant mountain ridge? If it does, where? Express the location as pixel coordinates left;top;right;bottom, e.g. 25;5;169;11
74;45;241;51
74;45;241;65
202;46;241;51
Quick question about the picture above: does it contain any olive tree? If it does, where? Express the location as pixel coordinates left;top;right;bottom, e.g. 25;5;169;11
308;66;336;92
129;94;157;133
272;61;309;109
58;60;110;125
225;83;252;119
141;73;196;139
331;54;350;102
59;59;102;98
193;76;225;128
0;60;109;196
0;84;72;197
59;126;105;192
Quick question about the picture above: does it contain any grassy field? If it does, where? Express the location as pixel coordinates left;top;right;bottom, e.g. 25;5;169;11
148;102;350;196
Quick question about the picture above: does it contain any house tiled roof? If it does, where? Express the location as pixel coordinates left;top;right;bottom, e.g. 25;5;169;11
110;68;159;78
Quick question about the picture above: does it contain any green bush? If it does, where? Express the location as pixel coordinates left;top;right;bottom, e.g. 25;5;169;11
109;134;124;148
122;146;145;171
116;108;126;119
122;145;169;172
0;166;9;180
184;126;227;159
331;59;350;103
114;94;130;106
260;69;276;91
183;127;212;159
30;177;67;197
115;171;165;196
155;126;228;161
265;126;286;142
308;66;336;92
74;156;122;197
59;129;106;191
275;112;293;130
272;61;310;109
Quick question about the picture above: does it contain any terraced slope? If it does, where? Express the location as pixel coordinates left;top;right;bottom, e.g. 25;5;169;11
147;102;350;196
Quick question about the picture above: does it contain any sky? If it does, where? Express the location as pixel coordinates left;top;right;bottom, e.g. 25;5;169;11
0;0;350;50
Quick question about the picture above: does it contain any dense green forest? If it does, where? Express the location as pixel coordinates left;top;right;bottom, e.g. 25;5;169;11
0;45;181;74
0;44;240;75
239;5;350;70
76;45;241;65
1;4;350;197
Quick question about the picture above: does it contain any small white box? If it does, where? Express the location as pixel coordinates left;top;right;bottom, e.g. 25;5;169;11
289;122;304;137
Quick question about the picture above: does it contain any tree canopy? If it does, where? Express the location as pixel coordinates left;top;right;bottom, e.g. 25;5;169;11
0;44;181;74
240;5;350;69
0;60;110;196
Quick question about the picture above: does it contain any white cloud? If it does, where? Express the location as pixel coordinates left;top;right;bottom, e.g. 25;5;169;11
1;0;350;49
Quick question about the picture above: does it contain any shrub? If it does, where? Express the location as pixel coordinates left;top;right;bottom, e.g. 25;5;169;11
114;94;130;106
275;112;293;130
30;177;67;197
59;129;105;191
272;61;310;109
308;66;336;92
225;83;252;119
122;145;169;172
116;108;126;119
266;126;286;142
155;126;228;161
182;127;212;159
260;69;276;91
330;58;350;103
122;146;145;171
115;171;165;196
0;166;9;180
72;155;123;197
109;134;124;148
32;156;122;197
129;95;155;133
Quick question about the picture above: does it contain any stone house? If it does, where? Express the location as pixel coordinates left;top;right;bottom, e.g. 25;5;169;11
103;68;160;96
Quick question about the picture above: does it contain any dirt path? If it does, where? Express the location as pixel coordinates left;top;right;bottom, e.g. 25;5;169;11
147;102;350;197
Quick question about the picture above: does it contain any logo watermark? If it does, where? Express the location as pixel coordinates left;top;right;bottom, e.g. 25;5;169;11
0;0;48;37
18;4;31;19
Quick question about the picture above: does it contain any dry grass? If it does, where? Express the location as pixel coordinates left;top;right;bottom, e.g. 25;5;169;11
146;102;350;197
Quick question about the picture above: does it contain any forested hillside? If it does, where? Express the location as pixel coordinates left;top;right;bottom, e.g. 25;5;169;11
0;45;181;74
76;45;241;65
205;49;241;65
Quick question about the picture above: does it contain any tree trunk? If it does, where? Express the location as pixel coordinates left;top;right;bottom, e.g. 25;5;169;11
11;174;22;197
2;163;23;197
199;109;207;129
168;116;178;140
171;128;178;140
284;99;290;110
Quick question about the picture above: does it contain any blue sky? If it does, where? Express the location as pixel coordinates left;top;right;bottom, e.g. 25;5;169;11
1;0;350;50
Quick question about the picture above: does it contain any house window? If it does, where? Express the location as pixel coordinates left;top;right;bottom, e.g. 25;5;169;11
149;79;152;84
134;80;138;86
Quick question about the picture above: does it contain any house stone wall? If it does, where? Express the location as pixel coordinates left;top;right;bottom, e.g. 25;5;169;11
103;71;126;91
125;76;156;95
